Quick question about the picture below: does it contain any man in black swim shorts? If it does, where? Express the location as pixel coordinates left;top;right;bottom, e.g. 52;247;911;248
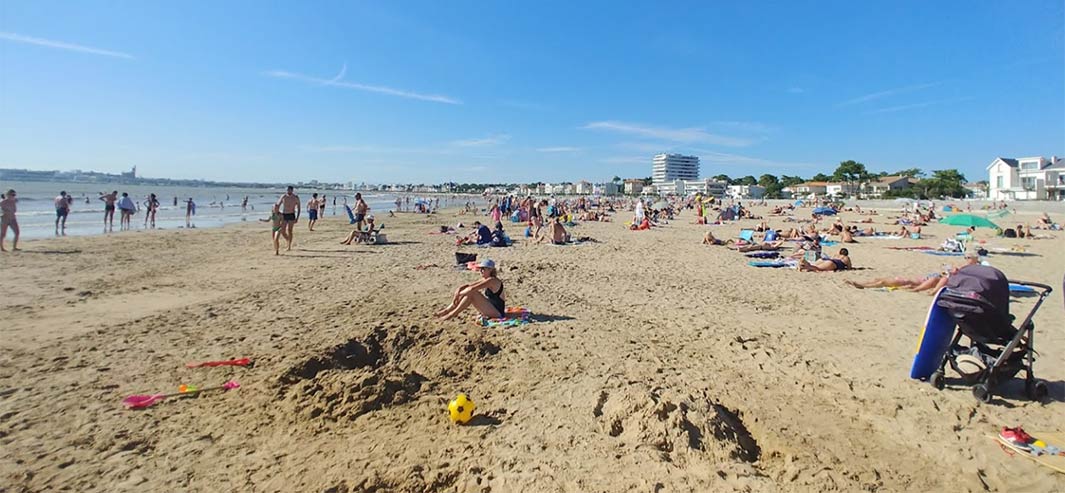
276;186;301;252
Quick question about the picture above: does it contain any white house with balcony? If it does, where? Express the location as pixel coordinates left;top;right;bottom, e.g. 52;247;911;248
727;184;766;199
988;156;1064;200
826;183;861;197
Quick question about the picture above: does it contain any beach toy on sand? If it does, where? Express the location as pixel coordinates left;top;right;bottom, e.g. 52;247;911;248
448;393;475;424
178;384;198;393
123;380;240;410
185;357;251;368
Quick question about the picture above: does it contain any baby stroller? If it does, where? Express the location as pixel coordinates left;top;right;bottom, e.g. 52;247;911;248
927;265;1054;403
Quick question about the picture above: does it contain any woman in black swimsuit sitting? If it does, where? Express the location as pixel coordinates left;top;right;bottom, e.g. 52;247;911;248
435;259;505;321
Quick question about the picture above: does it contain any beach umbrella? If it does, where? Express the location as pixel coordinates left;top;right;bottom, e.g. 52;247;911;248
894;197;914;203
939;214;999;229
651;200;670;210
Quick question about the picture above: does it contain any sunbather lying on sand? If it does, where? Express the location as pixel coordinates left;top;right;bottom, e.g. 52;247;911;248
845;273;945;292
702;231;734;246
732;240;784;252
798;248;851;272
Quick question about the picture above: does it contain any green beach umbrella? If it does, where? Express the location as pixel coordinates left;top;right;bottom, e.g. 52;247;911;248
939;214;999;229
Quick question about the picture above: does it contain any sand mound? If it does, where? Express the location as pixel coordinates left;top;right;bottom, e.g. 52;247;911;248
596;385;761;467
276;325;502;424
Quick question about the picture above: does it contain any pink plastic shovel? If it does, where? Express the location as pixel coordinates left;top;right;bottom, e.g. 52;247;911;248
122;380;240;410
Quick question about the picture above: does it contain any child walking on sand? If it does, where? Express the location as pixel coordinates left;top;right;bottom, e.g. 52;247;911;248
260;203;283;255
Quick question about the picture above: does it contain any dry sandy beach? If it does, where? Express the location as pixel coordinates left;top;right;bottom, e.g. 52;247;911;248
1;206;1063;492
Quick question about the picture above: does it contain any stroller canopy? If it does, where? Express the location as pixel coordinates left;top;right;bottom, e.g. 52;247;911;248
944;265;1010;319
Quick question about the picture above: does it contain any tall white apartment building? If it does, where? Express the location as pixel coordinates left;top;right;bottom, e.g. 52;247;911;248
652;154;699;184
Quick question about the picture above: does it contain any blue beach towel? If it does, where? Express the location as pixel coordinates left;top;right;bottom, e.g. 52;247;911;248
748;259;796;268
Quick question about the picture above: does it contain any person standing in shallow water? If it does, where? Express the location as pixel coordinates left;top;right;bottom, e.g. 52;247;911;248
100;191;118;232
1;189;20;251
185;198;196;228
55;191;70;236
276;186;301;252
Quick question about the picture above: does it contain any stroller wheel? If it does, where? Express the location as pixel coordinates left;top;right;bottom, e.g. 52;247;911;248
368;235;378;244
972;384;992;404
930;371;945;391
1026;380;1048;401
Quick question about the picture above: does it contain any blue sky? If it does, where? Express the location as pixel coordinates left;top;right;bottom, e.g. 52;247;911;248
1;1;1062;184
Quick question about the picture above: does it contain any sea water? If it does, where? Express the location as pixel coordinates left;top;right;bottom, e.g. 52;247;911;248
0;181;439;240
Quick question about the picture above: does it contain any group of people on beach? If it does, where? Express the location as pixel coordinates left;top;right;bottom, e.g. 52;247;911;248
263;188;378;255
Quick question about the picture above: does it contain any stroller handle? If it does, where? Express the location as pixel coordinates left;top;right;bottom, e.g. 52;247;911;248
1008;280;1053;294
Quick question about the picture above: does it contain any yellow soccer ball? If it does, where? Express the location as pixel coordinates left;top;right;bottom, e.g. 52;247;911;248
448;393;475;425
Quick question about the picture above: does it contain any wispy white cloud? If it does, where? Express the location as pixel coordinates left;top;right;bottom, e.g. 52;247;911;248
536;146;581;153
451;134;510;147
582;121;754;147
265;67;461;105
837;81;942;106
787;87;804;94
0;31;134;59
867;97;974;114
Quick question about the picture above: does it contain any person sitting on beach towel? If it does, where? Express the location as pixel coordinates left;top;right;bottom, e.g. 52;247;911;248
840;227;857;243
537;217;569;244
457;221;493;246
799;248;851;272
490;222;510;247
435;259;504;321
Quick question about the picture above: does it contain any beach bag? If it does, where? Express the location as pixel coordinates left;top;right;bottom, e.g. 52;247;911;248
455;253;477;265
439;225;449;233
940;238;963;252
1003;228;1016;238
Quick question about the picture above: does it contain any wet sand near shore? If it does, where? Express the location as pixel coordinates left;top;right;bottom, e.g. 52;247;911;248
1;207;1063;492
